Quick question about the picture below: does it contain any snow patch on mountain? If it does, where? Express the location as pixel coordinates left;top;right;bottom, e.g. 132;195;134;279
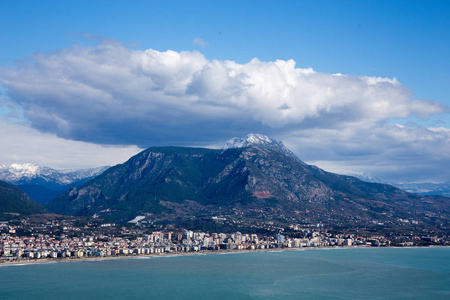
224;134;274;148
223;133;304;163
223;133;275;149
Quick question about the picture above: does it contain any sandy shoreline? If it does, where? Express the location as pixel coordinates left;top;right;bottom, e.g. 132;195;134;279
0;246;360;266
2;245;448;267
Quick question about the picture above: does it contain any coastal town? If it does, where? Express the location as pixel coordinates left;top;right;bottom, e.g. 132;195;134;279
1;216;448;263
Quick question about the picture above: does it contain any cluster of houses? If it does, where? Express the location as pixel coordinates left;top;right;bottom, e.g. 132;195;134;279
0;229;368;262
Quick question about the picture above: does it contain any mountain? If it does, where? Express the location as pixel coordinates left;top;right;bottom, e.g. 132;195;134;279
47;134;450;233
0;180;45;218
0;164;109;204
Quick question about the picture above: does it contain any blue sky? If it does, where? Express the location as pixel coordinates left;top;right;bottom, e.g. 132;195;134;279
0;0;449;183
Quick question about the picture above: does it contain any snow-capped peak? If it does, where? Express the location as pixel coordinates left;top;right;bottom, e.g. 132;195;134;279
9;163;40;176
223;133;279;149
222;133;302;163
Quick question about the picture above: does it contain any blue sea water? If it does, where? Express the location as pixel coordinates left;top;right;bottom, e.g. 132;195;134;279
1;247;449;299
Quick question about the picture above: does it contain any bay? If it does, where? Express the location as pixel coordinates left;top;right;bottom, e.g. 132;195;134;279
1;247;449;299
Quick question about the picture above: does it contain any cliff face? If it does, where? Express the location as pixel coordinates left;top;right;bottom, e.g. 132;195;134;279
47;145;450;231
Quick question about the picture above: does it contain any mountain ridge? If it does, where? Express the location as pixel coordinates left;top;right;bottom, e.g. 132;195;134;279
46;138;450;233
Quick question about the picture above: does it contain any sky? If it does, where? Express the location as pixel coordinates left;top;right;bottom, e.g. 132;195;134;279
0;0;449;183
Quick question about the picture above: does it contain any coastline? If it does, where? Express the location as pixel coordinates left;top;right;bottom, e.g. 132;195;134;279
2;245;448;267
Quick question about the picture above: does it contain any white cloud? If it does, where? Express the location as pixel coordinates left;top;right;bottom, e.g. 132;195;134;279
0;40;448;182
1;41;444;146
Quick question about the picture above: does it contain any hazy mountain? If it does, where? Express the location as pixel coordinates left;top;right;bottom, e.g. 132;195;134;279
0;164;109;204
47;135;450;232
0;180;45;218
15;185;65;205
393;182;450;197
349;172;450;197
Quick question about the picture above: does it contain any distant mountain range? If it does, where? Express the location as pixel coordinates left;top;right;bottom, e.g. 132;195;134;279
0;164;108;204
349;172;450;197
46;134;450;232
393;182;450;197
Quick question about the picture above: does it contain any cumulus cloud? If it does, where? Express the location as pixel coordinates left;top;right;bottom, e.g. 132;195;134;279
0;40;449;182
0;41;445;147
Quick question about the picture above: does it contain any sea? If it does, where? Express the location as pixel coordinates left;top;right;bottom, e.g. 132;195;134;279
1;247;449;299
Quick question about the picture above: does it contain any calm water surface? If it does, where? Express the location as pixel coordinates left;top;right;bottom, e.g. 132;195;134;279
1;247;449;299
